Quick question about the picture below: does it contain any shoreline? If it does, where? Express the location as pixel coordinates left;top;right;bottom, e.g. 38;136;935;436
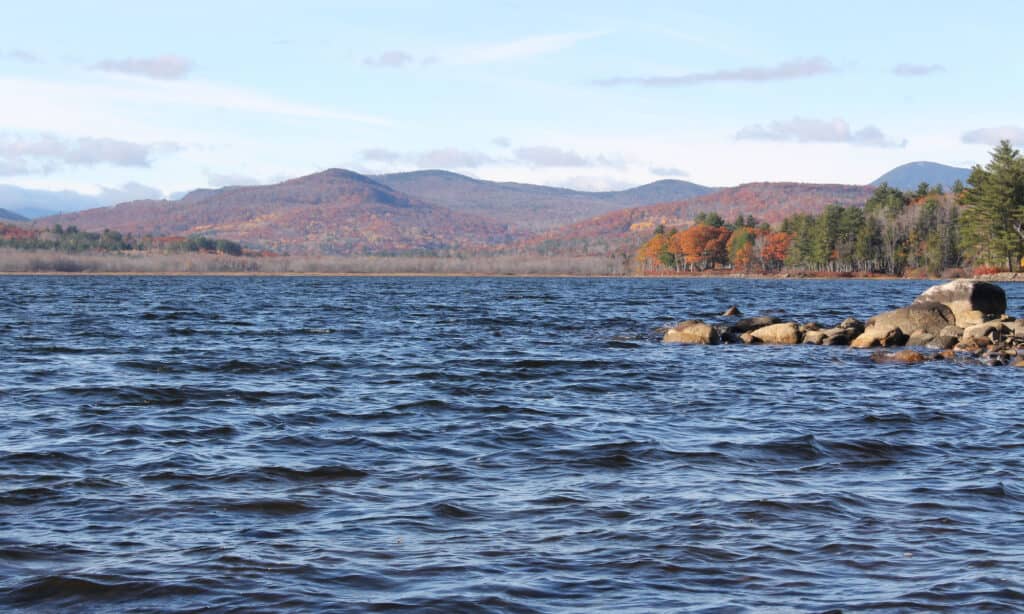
3;270;1020;281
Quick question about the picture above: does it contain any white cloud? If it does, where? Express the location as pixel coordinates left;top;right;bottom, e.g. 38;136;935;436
91;55;194;80
736;117;906;148
961;125;1024;146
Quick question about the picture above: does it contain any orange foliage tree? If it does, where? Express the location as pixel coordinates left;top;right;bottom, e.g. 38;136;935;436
760;231;792;271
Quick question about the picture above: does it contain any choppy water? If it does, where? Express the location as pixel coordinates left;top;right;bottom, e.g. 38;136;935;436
1;276;1023;612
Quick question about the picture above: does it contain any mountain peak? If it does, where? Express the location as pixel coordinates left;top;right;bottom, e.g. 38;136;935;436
871;161;971;190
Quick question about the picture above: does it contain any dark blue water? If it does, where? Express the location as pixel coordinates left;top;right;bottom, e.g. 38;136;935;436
1;276;1022;612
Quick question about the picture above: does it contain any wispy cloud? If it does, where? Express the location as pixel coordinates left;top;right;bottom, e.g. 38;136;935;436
594;57;836;87
491;136;511;148
736;117;906;148
91;55;194;80
450;31;603;64
0;133;182;176
962;125;1024;146
892;63;944;77
363;50;415;68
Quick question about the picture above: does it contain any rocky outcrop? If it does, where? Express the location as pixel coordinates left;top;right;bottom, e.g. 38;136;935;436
661;280;1020;366
663;320;719;344
913;280;1007;327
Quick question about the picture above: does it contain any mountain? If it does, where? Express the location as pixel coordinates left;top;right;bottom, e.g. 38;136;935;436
0;208;28;222
39;169;520;255
871;162;971;191
528;182;876;255
0;183;165;219
373;170;713;231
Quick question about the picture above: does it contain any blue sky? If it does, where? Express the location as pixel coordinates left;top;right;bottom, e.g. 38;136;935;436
1;0;1022;201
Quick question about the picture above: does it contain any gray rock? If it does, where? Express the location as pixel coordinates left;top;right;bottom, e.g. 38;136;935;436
906;330;935;347
913;280;1007;326
962;321;1010;341
867;302;954;337
926;335;959;350
803;330;827;345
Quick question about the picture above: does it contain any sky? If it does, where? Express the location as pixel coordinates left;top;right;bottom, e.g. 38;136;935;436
1;0;1023;202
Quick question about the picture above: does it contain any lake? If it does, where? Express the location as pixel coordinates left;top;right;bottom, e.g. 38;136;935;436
1;276;1022;612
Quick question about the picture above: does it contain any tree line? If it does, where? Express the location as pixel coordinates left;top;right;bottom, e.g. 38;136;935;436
636;140;1024;276
0;224;246;256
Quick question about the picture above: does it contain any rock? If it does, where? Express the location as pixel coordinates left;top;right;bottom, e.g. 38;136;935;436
820;327;856;346
913;280;1007;327
867;303;954;337
732;316;781;333
663;320;719;344
722;305;742;317
926;335;959;350
800;322;822;332
749;322;801;344
839;317;865;333
955;337;989;354
906;330;934;347
962;321;1010;341
871;349;927;364
938;349;957;360
939;325;964;338
1005;320;1024;336
1014;357;1024;367
851;325;908;349
803;330;827;345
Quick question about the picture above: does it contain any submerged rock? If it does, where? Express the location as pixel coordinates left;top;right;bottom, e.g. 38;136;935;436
663;320;719;344
722;305;742;316
871;349;927;364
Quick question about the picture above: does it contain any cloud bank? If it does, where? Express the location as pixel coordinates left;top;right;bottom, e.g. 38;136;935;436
736;117;906;148
0;133;181;176
961;125;1024;146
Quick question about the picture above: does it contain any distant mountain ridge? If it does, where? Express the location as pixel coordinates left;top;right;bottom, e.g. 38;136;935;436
871;161;971;191
41;169;521;255
373;170;713;231
0;207;27;222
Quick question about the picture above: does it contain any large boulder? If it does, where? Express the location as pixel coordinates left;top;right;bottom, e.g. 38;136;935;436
867;302;955;337
663;320;719;344
749;322;801;344
913;280;1007;326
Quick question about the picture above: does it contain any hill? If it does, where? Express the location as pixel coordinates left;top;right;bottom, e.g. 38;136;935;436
373;170;713;231
528;182;875;255
39;169;520;255
871;162;971;191
0;208;27;222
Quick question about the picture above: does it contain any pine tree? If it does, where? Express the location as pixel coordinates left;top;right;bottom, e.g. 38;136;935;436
959;140;1024;270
